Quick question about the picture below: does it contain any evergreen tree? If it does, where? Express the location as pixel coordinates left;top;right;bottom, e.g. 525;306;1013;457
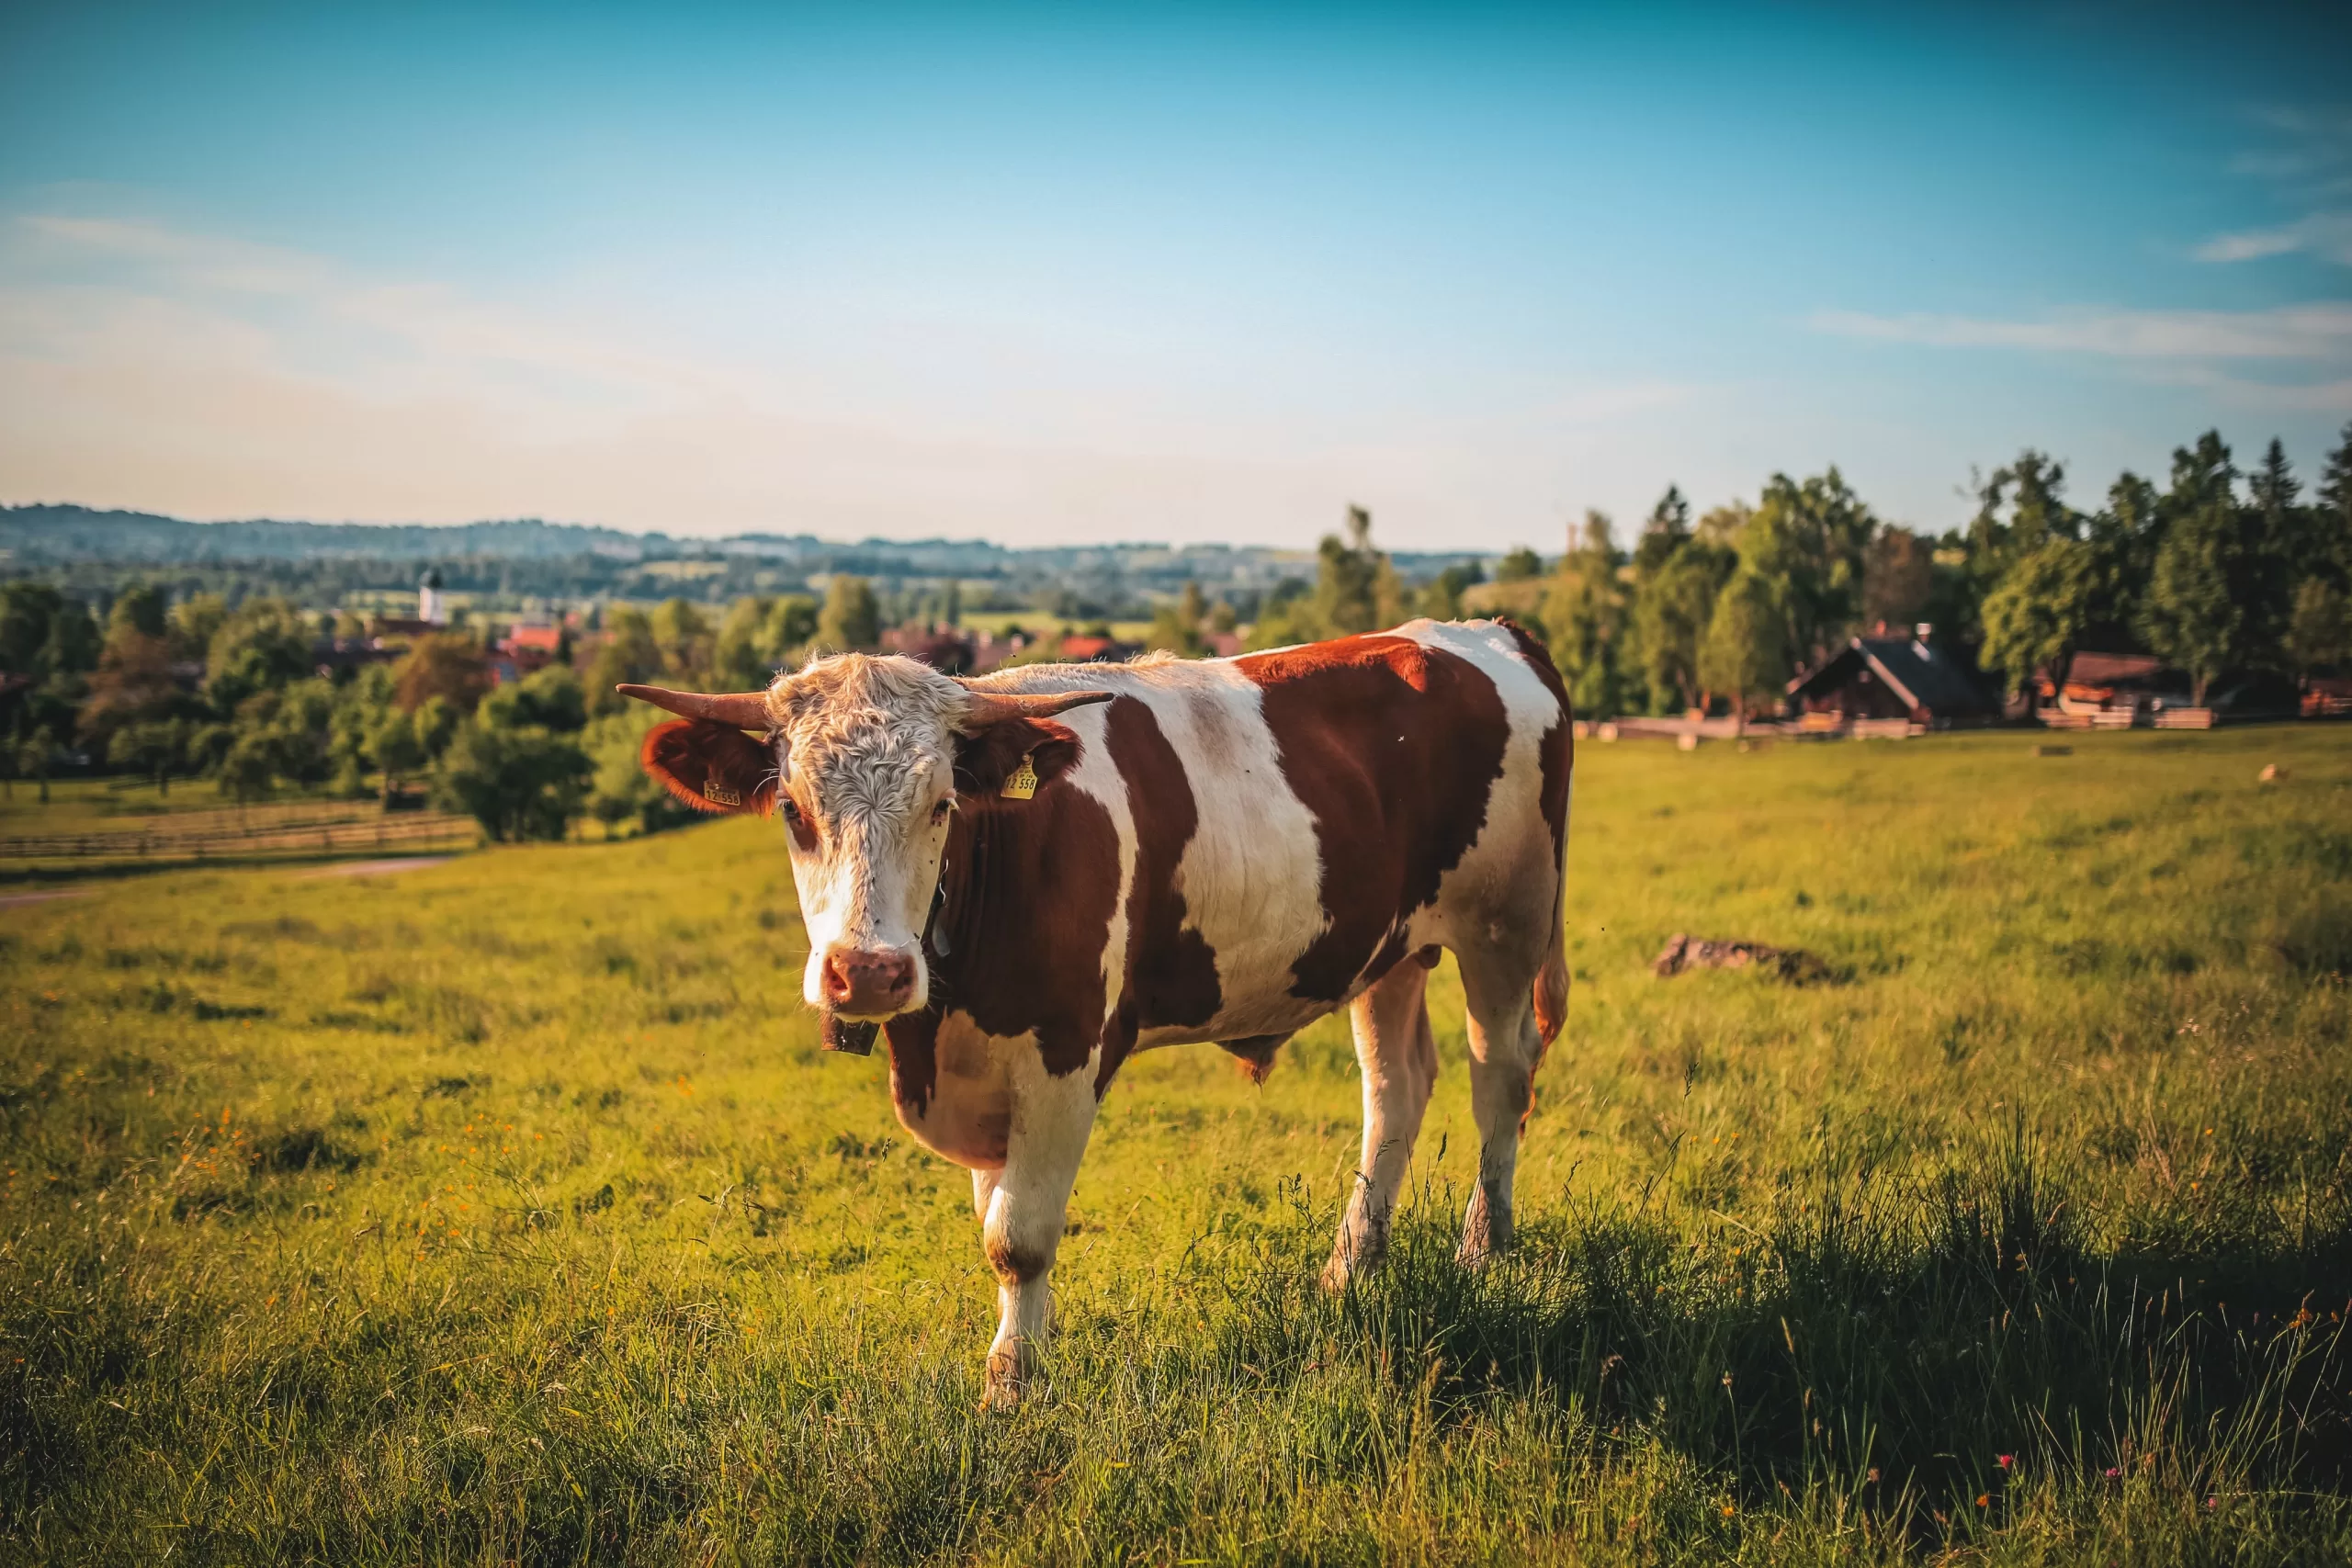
2141;435;2245;704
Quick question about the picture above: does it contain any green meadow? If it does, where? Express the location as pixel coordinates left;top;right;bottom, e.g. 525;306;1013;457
4;727;2351;1564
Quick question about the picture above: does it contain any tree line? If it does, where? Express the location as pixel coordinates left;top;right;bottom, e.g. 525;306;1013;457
5;423;2348;838
1250;424;2351;718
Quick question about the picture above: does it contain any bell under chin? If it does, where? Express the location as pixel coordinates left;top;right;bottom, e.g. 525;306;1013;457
821;1013;880;1055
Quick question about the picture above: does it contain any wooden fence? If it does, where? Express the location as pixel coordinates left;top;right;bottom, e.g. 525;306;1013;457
0;810;480;863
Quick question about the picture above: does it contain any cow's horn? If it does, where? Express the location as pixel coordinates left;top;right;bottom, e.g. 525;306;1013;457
615;684;772;729
956;686;1117;727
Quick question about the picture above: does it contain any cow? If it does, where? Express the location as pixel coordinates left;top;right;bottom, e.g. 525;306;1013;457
618;619;1572;1406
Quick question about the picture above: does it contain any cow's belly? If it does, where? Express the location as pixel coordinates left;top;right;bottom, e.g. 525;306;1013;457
891;1010;1014;1169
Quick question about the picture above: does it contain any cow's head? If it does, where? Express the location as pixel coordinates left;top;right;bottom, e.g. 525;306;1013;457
619;655;1112;1020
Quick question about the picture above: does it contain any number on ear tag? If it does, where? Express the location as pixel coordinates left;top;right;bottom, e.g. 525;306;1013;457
705;781;742;807
1001;753;1039;800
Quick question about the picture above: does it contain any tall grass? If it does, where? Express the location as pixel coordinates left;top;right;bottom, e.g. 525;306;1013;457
3;725;2349;1562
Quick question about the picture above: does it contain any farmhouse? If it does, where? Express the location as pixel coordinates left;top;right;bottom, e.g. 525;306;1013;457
1785;628;1998;731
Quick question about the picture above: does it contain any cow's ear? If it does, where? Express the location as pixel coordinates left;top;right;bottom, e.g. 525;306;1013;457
640;719;776;815
953;716;1082;797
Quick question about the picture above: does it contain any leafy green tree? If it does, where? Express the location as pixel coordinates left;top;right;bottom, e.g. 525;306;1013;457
204;598;313;713
1980;537;2097;697
1861;527;1935;634
2316;421;2352;587
650;598;716;680
1697;570;1790;723
2141;437;2246;705
1416;561;1484;621
713;594;819;689
2286;580;2349;677
1630;486;1692;580
1740;468;1877;671
816;576;882;652
107;719;187;794
1541;513;1634;716
434;716;592;842
14;723;59;804
1492;547;1545;583
584;607;664;715
1147;582;1209;656
1307;507;1405;637
479;666;588;733
1633;537;1735;713
586;708;699;836
168;594;228;665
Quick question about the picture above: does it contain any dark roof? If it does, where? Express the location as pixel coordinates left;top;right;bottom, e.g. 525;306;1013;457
1788;637;1996;716
2066;651;2170;688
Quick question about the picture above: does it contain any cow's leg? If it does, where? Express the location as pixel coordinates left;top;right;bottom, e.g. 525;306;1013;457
1454;942;1547;1265
971;1166;1001;1221
1322;959;1437;1291
978;1049;1097;1409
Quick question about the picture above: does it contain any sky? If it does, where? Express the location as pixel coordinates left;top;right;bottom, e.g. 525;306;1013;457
2;1;2349;552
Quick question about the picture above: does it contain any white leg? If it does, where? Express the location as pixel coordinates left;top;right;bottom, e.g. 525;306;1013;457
1323;960;1437;1291
1456;949;1545;1265
978;1047;1098;1409
970;1166;1001;1223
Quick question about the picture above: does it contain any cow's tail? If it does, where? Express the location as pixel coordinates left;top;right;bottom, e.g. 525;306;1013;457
1530;686;1574;1054
1532;846;1570;1050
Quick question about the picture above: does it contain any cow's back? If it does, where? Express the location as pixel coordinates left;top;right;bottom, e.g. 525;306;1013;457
997;619;1567;1055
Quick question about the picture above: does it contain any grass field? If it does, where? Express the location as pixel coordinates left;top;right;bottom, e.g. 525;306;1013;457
4;726;2351;1564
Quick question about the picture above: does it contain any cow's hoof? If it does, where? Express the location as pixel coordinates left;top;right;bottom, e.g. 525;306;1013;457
979;1344;1028;1411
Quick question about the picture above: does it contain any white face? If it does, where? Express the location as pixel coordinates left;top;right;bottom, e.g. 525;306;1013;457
777;728;959;1014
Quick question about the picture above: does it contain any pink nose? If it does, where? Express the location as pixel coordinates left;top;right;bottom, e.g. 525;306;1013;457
820;948;916;1014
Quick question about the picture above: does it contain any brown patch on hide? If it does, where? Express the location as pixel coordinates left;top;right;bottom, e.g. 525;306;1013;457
1102;698;1222;1033
1238;635;1510;1002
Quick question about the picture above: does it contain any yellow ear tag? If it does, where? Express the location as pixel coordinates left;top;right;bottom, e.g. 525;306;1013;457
704;781;741;807
1001;753;1039;800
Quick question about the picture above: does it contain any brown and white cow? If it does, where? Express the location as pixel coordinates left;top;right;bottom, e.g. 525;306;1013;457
620;619;1571;1405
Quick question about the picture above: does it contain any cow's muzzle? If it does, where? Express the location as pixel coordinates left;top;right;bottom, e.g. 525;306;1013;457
820;946;918;1019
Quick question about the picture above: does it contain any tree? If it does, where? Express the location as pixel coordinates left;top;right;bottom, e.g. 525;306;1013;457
1631;486;1692;579
1861;527;1935;633
713;594;819;689
392;633;490;716
1307;506;1405;637
1541;512;1634;716
816;576;882;652
1147;581;1209;656
1739;468;1876;673
1416;561;1484;621
1493;547;1545;583
1634;538;1735;713
2142;445;2245;706
1696;570;1790;724
107;719;187;794
2316;421;2352;587
650;598;716;679
584;607;664;714
479;666;588;733
168;594;228;665
433;716;592;842
204;598;313;713
1979;538;2096;697
586;708;699;836
2286;579;2349;677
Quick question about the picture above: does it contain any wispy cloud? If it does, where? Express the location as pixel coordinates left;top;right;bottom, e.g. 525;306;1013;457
1810;304;2352;414
1811;304;2352;361
2199;105;2352;265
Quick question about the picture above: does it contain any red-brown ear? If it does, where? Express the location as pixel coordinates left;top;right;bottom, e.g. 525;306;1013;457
954;716;1083;796
641;719;777;815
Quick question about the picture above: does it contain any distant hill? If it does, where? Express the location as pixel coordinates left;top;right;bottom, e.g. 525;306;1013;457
0;504;669;564
0;502;1490;613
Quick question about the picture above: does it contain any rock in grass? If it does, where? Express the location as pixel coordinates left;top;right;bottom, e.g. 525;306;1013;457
1652;932;1830;984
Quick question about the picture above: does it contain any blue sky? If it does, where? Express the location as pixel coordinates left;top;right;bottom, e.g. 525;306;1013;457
2;2;2348;550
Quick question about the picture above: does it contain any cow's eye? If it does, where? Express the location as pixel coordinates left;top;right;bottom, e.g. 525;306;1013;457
930;797;955;826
